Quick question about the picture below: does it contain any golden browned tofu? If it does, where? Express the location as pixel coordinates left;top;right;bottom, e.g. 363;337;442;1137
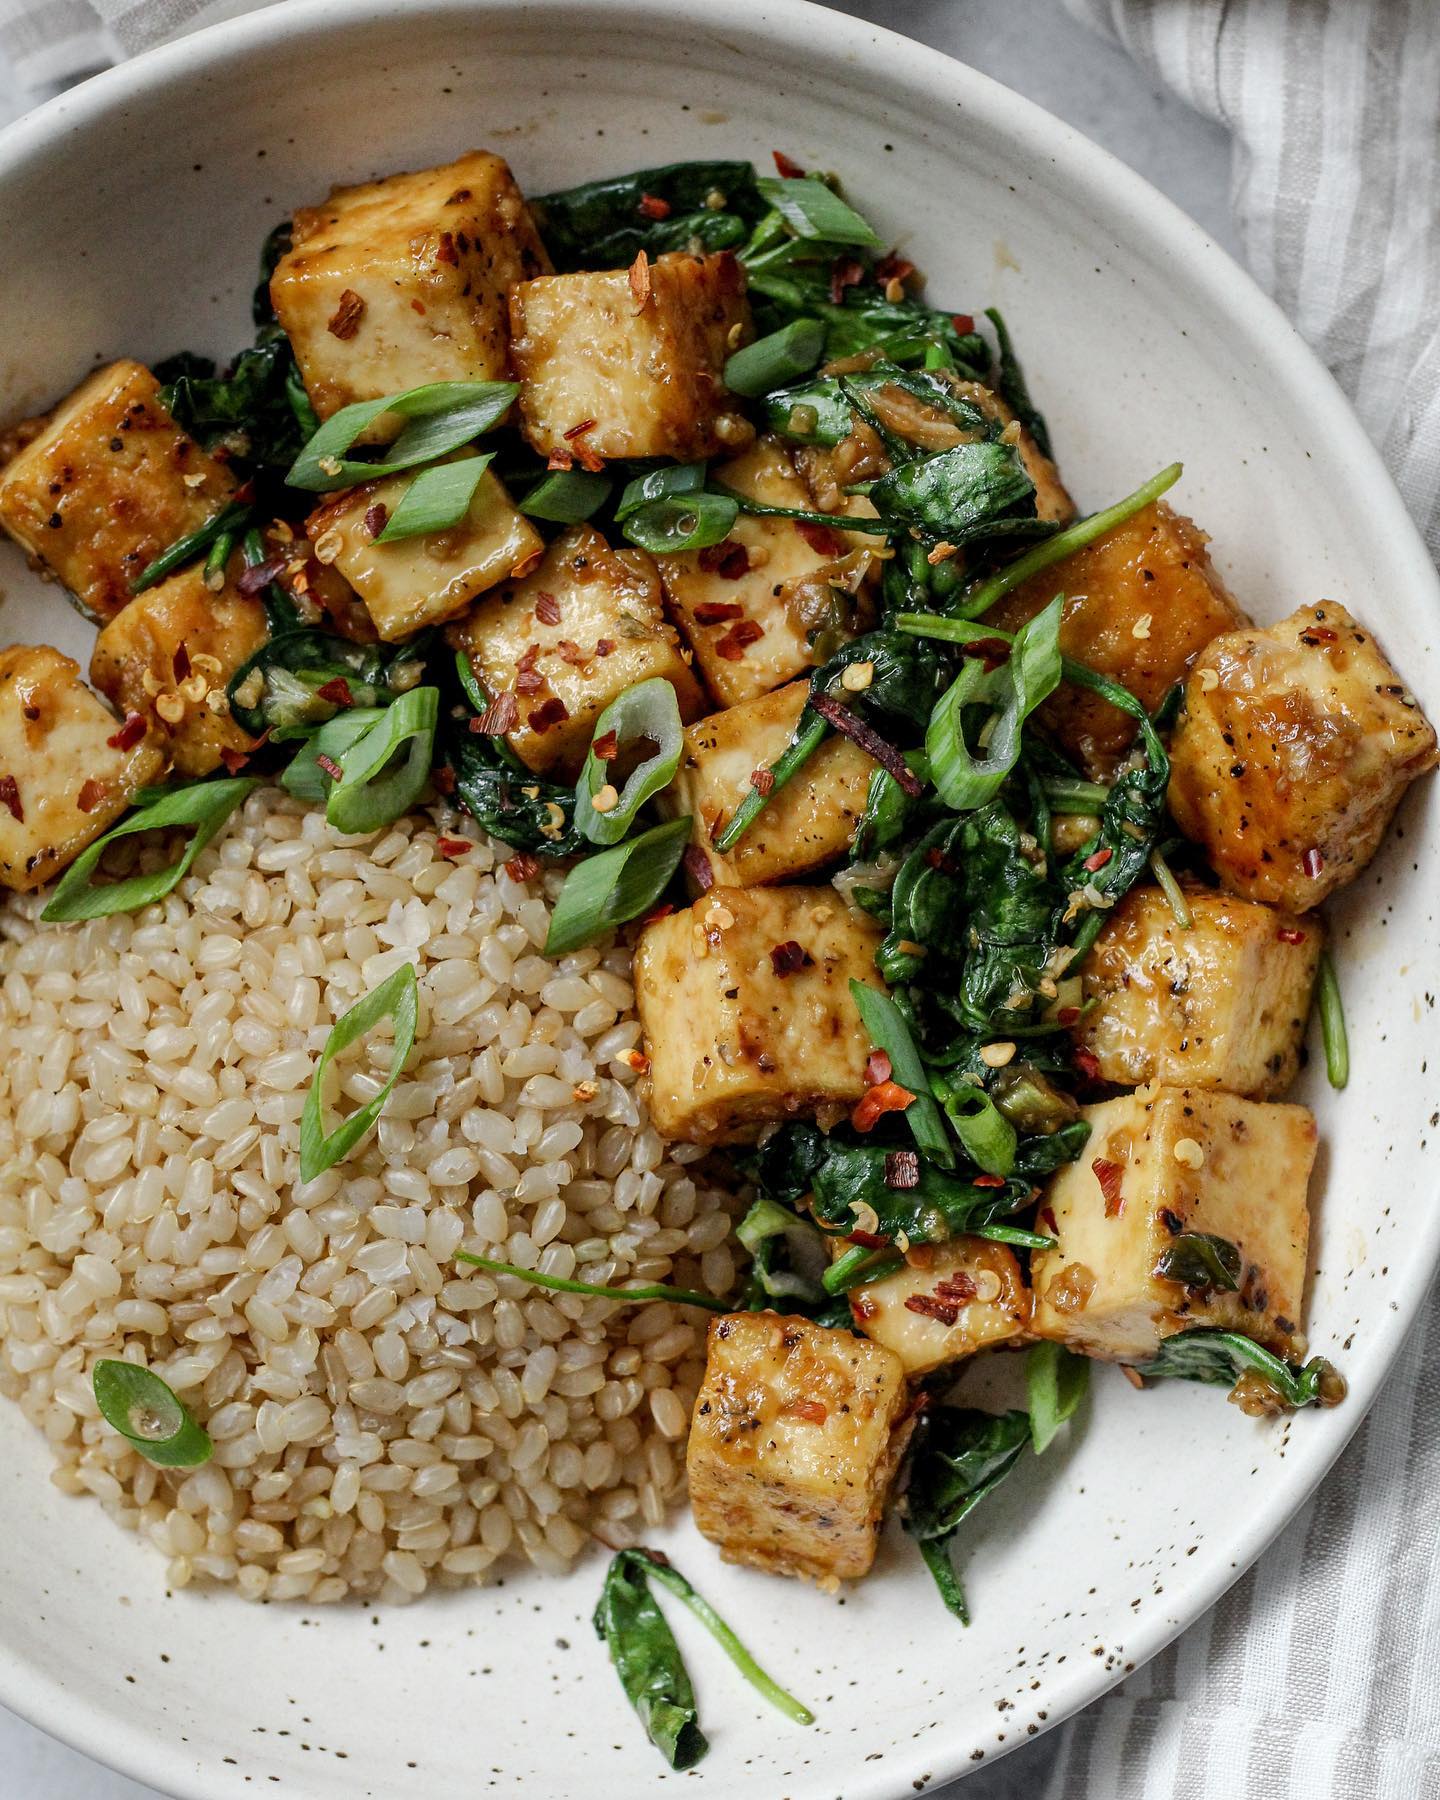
1075;883;1322;1098
687;1311;910;1585
845;1237;1031;1377
508;250;753;461
1168;600;1438;910
306;455;543;642
661;681;874;890
1029;1085;1315;1362
90;563;268;778
989;501;1245;776
270;150;550;420
446;523;704;776
634;884;884;1144
0;645;166;892
0;360;238;623
660;437;879;707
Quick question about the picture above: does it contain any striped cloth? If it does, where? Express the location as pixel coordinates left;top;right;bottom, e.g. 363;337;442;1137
3;2;1439;1796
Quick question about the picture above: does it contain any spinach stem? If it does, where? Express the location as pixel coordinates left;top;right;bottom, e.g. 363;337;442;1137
712;708;830;852
455;1252;727;1311
1316;951;1349;1089
1148;847;1193;929
642;1559;816;1726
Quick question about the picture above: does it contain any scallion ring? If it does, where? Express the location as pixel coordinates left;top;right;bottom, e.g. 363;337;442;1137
324;685;439;834
519;468;613;523
374;452;495;541
299;962;419;1181
941;1086;1018;1178
279;708;385;804
91;1360;212;1468
544;815;692;955
615;461;707;523
574;678;684;846
754;175;883;247
723;319;826;398
287;378;518;492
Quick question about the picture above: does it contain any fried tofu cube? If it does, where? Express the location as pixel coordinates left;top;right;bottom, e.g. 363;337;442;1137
0;360;239;623
509;250;753;462
845;1237;1032;1377
1029;1085;1315;1362
446;523;704;775
661;681;874;890
1075;883;1322;1099
989;501;1245;776
90;563;269;778
270;150;551;420
1168;600;1438;910
634;884;884;1144
687;1311;911;1584
660;438;879;707
0;645;166;892
306;454;543;642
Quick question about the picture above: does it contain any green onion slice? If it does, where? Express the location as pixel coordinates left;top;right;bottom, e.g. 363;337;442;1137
822;1242;906;1295
374;453;495;541
92;1360;212;1468
287;379;518;492
974;1222;1054;1250
1025;1341;1089;1455
621;492;739;555
925;596;1063;810
130;499;254;595
723;319;826;397
574;678;684;847
280;708;385;803
1316;950;1348;1090
519;468;613;523
543;815;692;955
299;962;418;1181
711;483;890;535
324;685;439;834
41;777;259;923
615;461;707;522
755;175;883;247
848;979;955;1169
455;1252;725;1311
1148;846;1194;929
942;1085;1018;1178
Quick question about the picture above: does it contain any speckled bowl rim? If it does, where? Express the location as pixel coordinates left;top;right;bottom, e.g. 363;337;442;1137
0;2;1436;1795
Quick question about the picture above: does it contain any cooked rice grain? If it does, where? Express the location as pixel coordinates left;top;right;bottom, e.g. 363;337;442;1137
0;790;732;1604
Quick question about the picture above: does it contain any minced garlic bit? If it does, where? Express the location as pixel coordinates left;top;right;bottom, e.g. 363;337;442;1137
1131;612;1153;641
390;662;423;693
181;471;208;489
233;670;264;710
746;544;770;570
1173;1137;1206;1170
979;1040;1016;1068
840;661;874;692
1198;666;1220;692
572;1079;599;1103
205;689;230;716
591;783;620;814
926;540;958;565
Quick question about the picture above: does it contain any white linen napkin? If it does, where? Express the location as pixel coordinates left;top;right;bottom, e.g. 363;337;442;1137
2;3;1438;1797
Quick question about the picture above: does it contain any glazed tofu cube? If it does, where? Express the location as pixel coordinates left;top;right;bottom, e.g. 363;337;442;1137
1168;600;1438;909
845;1237;1032;1377
1029;1085;1315;1362
1075;883;1322;1099
90;562;269;777
0;645;165;892
0;360;238;623
270;150;551;420
509;250;753;462
989;501;1245;776
633;884;884;1144
687;1311;911;1585
446;523;704;775
660;437;879;707
306;455;543;642
661;680;875;890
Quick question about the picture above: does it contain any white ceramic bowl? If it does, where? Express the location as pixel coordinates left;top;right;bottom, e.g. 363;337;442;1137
2;3;1437;1795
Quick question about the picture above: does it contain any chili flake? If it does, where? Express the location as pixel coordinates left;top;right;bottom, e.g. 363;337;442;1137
692;600;745;625
750;766;775;797
1092;1157;1125;1215
795;518;846;557
715;619;765;660
852;1079;915;1133
768;940;813;977
315;677;354;707
326;288;366;339
0;775;21;822
106;712;148;751
527;697;570;735
637;192;672;220
533;591;562;626
505;852;541;882
472;691;519;735
885;1149;920;1190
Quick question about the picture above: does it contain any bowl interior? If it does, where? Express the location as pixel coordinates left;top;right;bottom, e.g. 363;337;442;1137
1;4;1437;1796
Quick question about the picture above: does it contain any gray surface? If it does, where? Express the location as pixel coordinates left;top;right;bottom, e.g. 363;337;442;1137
0;2;1233;1795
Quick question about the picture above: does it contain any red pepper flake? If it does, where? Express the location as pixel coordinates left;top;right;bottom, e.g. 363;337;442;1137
436;231;459;266
959;636;1011;671
683;844;714;892
528;696;570;735
505;852;541;882
563;418;598;442
745;763;778;802
1277;926;1307;945
865;1050;893;1087
795;518;846;558
573;441;606;474
952;313;976;335
885;1149;920;1190
170;642;191;683
533;590;562;626
106;712;148;751
715;619;765;660
1073;1047;1102;1081
628;248;652;312
849;1228;891;1251
594;638;615;657
641;901;675;925
925;846;957;873
556;639;589;666
769;939;813;977
693;600;745;625
315;753;345;782
905;1271;979;1327
516;667;546;693
315;677;354;706
593;729;620;763
1300;625;1338;644
772;149;806;177
433;765;456;796
1083;846;1113;873
363;503;388;539
218;746;252;774
637;192;672;220
874;253;916;286
1056;1006;1081;1028
471;691;519;735
326;288;366;339
809;692;924;796
437;835;472;858
976;1175;1010;1192
546;447;574;472
0;775;22;823
236;556;286;596
77;778;105;814
850;1294;878;1324
852;1079;915;1133
786;1397;828;1425
1302;846;1325;880
829;256;865;305
1039;1206;1059;1236
232;480;256;506
697;539;750;579
1092;1157;1125;1216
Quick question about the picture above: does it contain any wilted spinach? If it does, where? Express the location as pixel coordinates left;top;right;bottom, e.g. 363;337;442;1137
1132;1331;1346;1412
903;1408;1031;1623
534;160;766;270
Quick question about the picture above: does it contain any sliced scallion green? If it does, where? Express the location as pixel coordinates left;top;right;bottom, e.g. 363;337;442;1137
755;175;883;247
91;1360;212;1468
299;962;418;1181
455;1252;725;1310
574;678;684;846
723;319;826;397
848;980;955;1169
974;1222;1055;1250
615;461;707;522
1316;951;1349;1090
1148;847;1194;929
130;499;253;595
543;815;692;955
279;708;385;803
711;706;829;853
821;1243;906;1295
925;596;1063;810
203;525;237;590
519;468;613;523
324;686;439;834
41;777;259;923
941;1085;1018;1177
374;453;494;541
621;492;739;555
287;379;517;492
